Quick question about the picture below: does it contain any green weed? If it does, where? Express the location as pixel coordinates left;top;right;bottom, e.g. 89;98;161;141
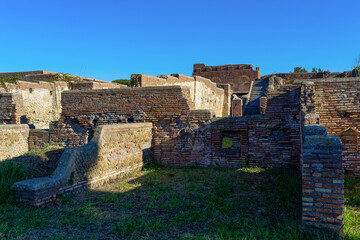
0;161;26;204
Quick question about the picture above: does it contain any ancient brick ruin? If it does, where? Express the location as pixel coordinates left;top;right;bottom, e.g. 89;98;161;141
0;66;358;233
193;63;260;94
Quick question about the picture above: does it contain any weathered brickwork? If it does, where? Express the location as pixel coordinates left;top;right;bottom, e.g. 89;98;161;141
0;71;125;129
231;97;243;117
193;63;260;93
0;93;25;124
28;129;50;150
301;125;344;232
50;86;193;147
0;67;353;234
259;96;267;115
0;124;29;161
263;71;351;85
130;74;229;117
211;116;300;168
47;79;302;168
300;78;360;175
12;123;152;206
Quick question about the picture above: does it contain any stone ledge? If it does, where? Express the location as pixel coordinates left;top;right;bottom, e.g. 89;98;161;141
303;125;327;136
303;135;341;149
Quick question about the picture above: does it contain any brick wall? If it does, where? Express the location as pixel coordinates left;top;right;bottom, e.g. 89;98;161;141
130;74;229;117
49;86;193;148
301;125;344;232
0;70;53;79
0;124;29;161
0;93;25;124
70;81;126;90
301;78;360;175
49;82;302;168
13;123;153;206
29;129;50;150
193;63;260;93
263;71;351;85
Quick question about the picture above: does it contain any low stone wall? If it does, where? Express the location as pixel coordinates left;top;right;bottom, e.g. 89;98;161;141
0;124;29;161
13;123;153;206
301;125;344;232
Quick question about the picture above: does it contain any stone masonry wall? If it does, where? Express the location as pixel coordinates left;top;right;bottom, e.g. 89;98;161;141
13;123;153;206
0;124;29;161
193;63;260;94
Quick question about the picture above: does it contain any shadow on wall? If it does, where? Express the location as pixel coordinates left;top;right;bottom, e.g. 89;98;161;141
11;123;153;206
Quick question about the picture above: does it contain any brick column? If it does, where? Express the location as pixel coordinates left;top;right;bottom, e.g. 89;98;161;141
259;97;267;115
302;125;344;232
231;97;243;117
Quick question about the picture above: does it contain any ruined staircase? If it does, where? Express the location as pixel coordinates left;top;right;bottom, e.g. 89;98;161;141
244;79;268;115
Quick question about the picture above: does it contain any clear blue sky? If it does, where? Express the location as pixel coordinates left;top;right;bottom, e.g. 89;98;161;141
0;0;359;81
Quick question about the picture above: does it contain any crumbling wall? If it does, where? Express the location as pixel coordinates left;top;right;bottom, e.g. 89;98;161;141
301;125;344;232
0;71;125;129
263;71;352;85
193;63;260;94
0;124;29;161
0;70;54;79
301;78;360;175
0;93;25;124
300;82;345;232
13;123;153;206
211;84;301;167
28;129;50;150
13;81;69;129
130;74;229;117
49;86;223;166
50;86;194;147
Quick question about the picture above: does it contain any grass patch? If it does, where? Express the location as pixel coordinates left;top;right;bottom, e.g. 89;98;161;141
0;166;358;239
0;161;25;204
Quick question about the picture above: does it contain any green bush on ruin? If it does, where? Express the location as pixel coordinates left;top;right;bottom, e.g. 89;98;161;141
0;77;21;91
352;66;360;77
112;79;131;86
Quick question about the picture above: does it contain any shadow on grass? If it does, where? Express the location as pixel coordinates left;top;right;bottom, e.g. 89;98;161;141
0;162;341;240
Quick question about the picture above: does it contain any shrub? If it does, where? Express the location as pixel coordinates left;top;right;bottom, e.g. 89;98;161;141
0;161;26;204
112;79;131;86
293;67;308;73
352;66;360;77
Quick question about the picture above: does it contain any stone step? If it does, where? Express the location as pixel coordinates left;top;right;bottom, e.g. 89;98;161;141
244;79;268;115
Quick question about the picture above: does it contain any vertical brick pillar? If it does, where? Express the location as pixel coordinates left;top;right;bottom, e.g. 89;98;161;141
231;97;243;117
259;97;267;115
302;125;344;232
